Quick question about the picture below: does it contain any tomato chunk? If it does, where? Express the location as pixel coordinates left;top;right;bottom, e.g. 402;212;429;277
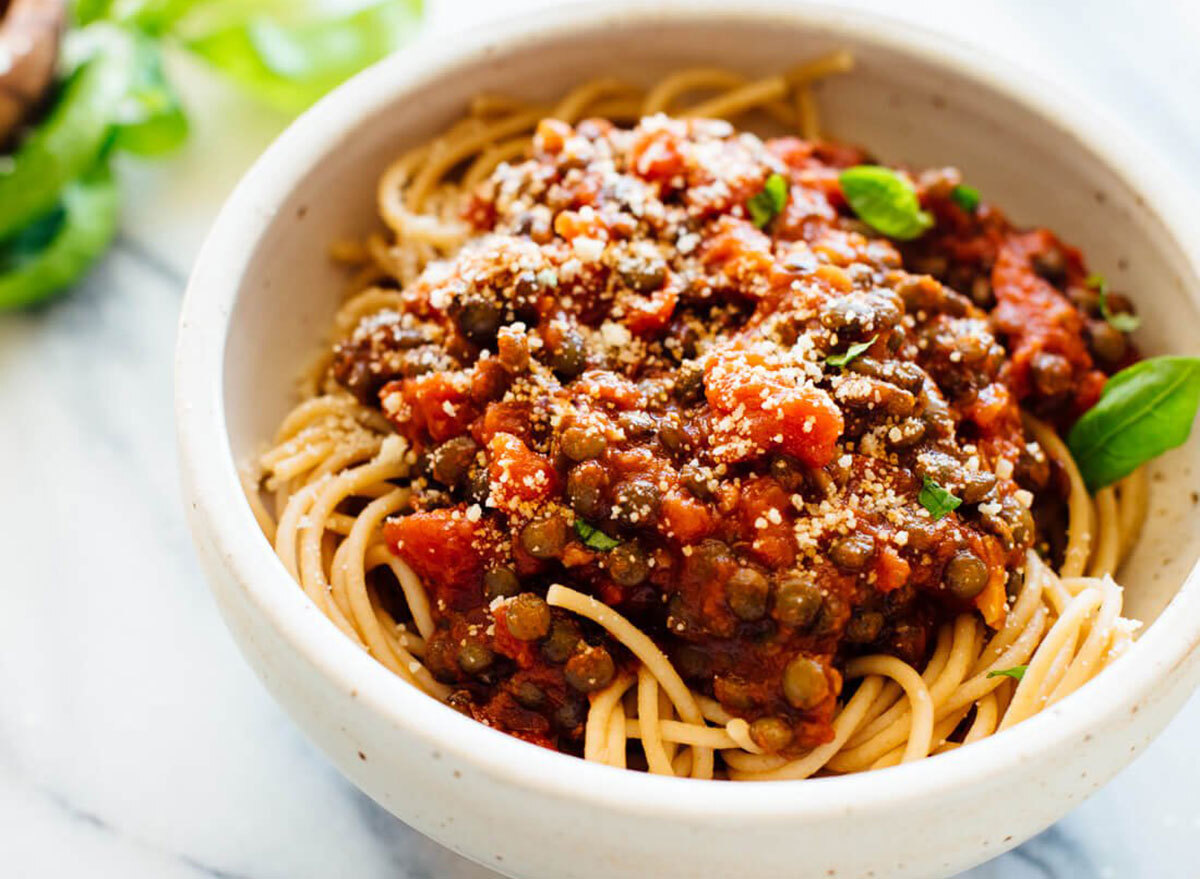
737;477;796;569
380;373;478;446
383;508;482;610
630;125;685;181
474;400;533;445
873;544;911;593
660;489;717;544
701;216;775;292
705;347;843;467
487;432;560;513
622;281;678;336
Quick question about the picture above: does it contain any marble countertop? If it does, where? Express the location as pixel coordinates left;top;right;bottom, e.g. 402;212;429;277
2;1;1198;876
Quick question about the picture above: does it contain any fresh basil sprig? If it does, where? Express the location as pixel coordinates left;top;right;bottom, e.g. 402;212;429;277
185;1;425;112
574;519;621;552
1086;273;1141;333
1;1;426;311
839;165;932;241
0;43;131;240
77;0;426;112
1068;356;1200;491
747;172;788;229
987;665;1027;681
918;476;961;520
826;335;876;369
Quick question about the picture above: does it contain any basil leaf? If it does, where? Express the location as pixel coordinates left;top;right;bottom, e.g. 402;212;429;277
950;184;980;213
0;208;67;273
1086;273;1141;333
184;0;425;111
85;0;199;35
74;0;121;26
747;172;788;229
986;665;1027;681
112;34;189;156
574;519;621;552
0;165;120;310
839;165;933;241
1067;356;1200;491
0;40;132;240
918;476;961;521
826;335;877;369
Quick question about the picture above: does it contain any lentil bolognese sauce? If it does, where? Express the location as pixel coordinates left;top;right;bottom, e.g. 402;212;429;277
247;54;1164;780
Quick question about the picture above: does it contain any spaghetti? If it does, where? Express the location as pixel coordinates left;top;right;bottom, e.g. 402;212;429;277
247;54;1148;780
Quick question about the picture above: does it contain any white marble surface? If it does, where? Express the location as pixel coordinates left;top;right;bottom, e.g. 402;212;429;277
2;1;1198;876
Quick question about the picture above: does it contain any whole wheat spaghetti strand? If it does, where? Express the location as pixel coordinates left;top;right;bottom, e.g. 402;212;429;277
548;584;714;779
1025;413;1093;577
636;667;674;776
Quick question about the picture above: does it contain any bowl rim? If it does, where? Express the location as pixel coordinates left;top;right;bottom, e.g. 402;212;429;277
176;0;1200;822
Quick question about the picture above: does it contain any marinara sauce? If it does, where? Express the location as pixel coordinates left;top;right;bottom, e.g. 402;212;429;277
330;115;1126;757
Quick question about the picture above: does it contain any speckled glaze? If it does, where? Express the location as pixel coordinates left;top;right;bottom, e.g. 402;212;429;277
176;4;1200;877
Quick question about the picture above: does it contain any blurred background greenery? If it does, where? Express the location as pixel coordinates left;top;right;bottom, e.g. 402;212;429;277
0;0;424;310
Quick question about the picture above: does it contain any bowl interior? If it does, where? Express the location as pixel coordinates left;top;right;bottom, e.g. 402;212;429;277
221;11;1200;634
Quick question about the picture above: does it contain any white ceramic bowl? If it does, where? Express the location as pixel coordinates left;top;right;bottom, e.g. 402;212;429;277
176;4;1200;877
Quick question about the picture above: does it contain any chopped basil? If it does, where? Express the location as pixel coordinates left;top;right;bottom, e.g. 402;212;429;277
1067;356;1200;490
950;184;980;213
574;519;621;551
826;335;877;369
747;173;788;228
987;665;1027;681
918;476;962;520
839;165;933;241
1086;273;1141;333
